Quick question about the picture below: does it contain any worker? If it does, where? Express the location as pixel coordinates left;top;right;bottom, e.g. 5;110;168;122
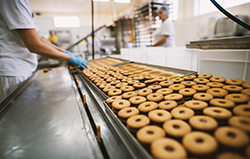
48;30;59;46
0;0;88;103
152;6;176;47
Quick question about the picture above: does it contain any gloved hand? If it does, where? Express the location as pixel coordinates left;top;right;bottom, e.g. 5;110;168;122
65;50;88;69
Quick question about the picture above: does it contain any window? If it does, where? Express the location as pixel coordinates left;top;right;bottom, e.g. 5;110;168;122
54;16;80;28
194;0;250;16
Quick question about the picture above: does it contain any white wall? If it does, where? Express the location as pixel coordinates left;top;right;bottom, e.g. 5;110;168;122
175;0;250;46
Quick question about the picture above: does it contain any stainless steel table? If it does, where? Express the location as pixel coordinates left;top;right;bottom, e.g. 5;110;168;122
0;67;102;159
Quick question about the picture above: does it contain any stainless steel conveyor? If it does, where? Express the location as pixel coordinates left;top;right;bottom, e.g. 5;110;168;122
0;67;103;159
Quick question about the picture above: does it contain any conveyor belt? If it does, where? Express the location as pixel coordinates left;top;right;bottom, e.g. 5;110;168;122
0;67;103;159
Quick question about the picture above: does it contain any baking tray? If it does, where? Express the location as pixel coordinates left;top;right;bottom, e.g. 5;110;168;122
76;67;152;159
88;56;130;68
113;61;197;77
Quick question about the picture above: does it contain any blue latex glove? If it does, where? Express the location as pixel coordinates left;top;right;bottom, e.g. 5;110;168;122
65;50;88;69
146;45;152;47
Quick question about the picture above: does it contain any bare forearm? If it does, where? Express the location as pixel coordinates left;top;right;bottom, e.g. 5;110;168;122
29;42;70;61
16;29;70;61
40;37;65;52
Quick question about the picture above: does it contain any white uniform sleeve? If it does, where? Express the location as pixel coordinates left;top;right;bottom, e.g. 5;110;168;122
160;20;173;36
0;0;36;30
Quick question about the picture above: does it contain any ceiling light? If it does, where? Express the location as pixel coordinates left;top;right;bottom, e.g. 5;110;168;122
114;0;130;3
93;0;109;2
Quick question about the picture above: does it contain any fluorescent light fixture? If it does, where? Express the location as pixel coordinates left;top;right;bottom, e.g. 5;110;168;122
54;16;80;28
114;0;130;3
93;0;109;2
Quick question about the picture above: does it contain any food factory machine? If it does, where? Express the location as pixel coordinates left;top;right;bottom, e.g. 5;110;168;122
1;57;250;159
0;57;196;159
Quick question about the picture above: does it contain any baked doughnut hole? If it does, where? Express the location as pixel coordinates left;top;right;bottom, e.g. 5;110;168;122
147;130;154;134
214;90;219;93
227;132;236;139
179;110;185;114
218;101;226;104
127;110;132;113
244;108;250;112
240;120;249;125
173;125;180;129
200;119;207;123
213;110;221;113
119;102;124;105
196;138;204;143
194;102;200;105
165;146;174;152
145;104;150;107
157;113;163;116
136;119;141;122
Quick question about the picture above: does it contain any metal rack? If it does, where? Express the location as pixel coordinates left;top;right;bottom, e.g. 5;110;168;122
133;1;173;47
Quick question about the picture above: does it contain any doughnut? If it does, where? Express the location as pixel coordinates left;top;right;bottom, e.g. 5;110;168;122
171;107;194;120
110;80;121;86
144;75;156;80
241;89;250;96
155;76;167;82
223;85;244;93
164;93;183;101
163;119;191;138
133;83;146;89
179;88;197;97
133;76;144;81
206;82;224;88
193;78;210;84
242;82;250;89
189;115;218;131
106;96;122;107
198;73;213;79
159;80;174;88
226;78;244;86
144;79;157;85
183;75;196;81
206;88;228;98
112;99;131;113
228;116;250;133
158;101;178;110
150;138;187;159
138;88;153;97
103;86;116;94
214;126;249;148
108;89;122;96
193;93;213;102
233;105;250;117
136;125;165;144
209;76;226;83
122;91;138;99
156;88;173;95
99;83;111;89
169;84;185;92
138;101;158;113
129;96;146;106
225;93;250;104
184;100;208;110
192;84;210;92
148;109;172;124
147;85;162;92
209;99;235;108
181;81;197;87
172;77;184;83
115;82;128;88
182;131;218;155
120;86;134;92
127;80;140;85
126;115;150;132
147;93;164;102
118;107;139;123
216;152;247;159
203;107;232;120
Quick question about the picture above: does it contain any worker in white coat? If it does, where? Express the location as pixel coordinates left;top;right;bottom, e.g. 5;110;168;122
152;6;176;47
0;0;88;103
